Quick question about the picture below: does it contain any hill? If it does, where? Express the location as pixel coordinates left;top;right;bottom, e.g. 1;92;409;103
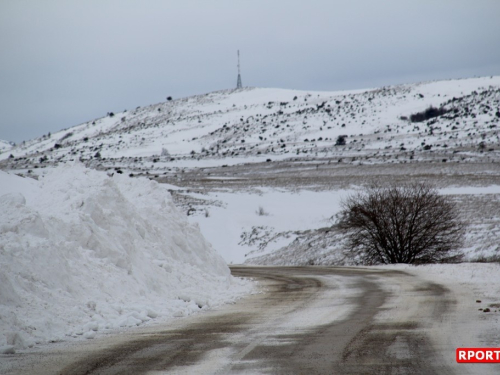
1;76;499;176
1;76;499;266
0;139;14;154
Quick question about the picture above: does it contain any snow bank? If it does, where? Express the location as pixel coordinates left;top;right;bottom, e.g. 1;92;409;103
0;163;252;350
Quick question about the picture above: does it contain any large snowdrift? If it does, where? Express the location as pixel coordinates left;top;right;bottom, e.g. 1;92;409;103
0;163;251;351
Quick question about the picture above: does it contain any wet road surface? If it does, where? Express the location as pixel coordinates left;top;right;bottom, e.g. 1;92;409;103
3;266;486;374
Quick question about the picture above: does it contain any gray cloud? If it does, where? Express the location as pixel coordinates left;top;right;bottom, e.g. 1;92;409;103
1;0;500;143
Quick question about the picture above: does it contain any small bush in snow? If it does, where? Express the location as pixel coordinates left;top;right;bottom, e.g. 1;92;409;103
256;206;269;216
335;135;347;146
60;132;73;141
338;183;464;264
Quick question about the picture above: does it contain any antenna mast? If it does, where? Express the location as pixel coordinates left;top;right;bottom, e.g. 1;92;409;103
236;50;242;89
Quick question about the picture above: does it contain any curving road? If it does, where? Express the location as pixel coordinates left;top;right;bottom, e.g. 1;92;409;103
3;266;494;375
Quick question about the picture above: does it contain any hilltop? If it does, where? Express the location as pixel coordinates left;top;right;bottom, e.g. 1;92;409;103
1;76;499;176
0;139;14;154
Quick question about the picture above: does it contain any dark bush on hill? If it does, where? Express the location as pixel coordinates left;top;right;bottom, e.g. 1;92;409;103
335;135;347;146
410;106;449;122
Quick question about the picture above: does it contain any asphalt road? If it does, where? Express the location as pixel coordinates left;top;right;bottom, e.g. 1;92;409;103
2;266;486;375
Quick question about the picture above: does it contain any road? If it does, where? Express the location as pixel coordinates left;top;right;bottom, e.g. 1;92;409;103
2;266;493;374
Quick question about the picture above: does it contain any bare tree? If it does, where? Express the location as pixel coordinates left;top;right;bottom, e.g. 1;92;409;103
338;183;464;264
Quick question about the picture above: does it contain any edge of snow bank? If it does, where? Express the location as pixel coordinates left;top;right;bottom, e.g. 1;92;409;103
0;163;254;350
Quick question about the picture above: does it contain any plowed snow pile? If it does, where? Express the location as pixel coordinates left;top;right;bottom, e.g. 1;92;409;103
0;163;251;351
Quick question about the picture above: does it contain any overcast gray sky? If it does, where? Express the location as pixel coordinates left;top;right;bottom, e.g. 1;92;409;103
1;1;499;143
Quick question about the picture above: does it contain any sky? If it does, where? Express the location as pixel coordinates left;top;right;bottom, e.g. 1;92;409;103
1;1;500;144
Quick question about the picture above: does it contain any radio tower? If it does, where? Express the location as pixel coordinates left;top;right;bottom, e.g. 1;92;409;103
236;50;243;89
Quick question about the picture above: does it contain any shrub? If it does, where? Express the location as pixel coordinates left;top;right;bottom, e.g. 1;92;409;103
409;106;449;123
256;206;269;216
335;135;347;146
337;183;464;264
60;132;73;141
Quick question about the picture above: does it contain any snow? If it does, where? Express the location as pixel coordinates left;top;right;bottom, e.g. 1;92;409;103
0;164;253;350
441;186;500;195
188;188;352;264
1;75;499;362
181;183;499;266
4;75;500;169
376;263;500;351
0;139;14;154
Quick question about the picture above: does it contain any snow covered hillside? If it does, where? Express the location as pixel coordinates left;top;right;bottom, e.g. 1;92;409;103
0;139;14;154
0;76;499;266
0;164;252;352
2;76;500;175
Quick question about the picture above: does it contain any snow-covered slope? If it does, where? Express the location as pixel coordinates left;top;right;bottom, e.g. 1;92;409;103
1;76;498;268
1;77;498;359
0;164;251;351
0;139;14;154
2;76;500;175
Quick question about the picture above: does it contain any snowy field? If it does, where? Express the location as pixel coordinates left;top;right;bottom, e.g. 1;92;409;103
1;76;499;361
184;188;352;263
0;164;253;353
170;161;500;266
3;163;498;361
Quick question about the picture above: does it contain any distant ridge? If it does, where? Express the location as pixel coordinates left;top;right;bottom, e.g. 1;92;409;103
0;139;14;154
1;76;499;176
